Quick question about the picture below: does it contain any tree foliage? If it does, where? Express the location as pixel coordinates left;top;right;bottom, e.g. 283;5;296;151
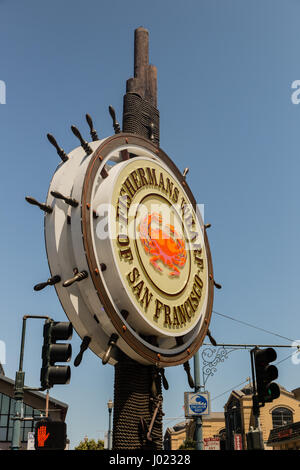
179;439;196;450
74;438;105;450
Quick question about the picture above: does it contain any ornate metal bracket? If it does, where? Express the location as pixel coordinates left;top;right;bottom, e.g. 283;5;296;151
201;346;240;387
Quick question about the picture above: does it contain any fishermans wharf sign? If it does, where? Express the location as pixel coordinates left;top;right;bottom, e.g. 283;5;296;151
44;133;214;366
98;157;208;336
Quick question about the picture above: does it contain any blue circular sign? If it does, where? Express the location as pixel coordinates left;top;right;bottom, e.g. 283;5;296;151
189;394;208;414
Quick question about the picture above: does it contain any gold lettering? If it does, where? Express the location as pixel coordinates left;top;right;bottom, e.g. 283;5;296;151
176;305;187;324
194;249;204;271
117;234;130;246
123;176;137;198
172;307;180;326
127;267;140;284
119;189;131;208
146;168;158;186
137;168;149;187
159;172;165;191
119;247;133;262
190;288;200;309
132;280;144;298
166;178;173;199
130;170;142;191
172;187;179;204
164;304;171;326
154;299;164;319
140;287;153;310
193;274;203;299
184;300;193;319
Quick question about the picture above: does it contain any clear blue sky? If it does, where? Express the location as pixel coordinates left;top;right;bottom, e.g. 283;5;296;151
1;0;300;449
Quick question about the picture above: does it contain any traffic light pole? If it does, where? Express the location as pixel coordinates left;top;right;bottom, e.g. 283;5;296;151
11;315;50;450
250;348;261;431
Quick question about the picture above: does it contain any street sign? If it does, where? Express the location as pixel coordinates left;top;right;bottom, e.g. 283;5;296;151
234;433;243;450
184;391;210;417
204;437;220;450
34;420;67;450
27;431;35;450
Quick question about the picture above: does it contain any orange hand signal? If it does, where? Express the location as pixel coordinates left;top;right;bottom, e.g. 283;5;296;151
37;425;50;447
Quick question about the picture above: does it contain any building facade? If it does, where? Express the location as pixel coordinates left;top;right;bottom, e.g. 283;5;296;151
224;384;300;450
0;373;68;450
267;421;300;449
165;384;300;450
164;412;226;450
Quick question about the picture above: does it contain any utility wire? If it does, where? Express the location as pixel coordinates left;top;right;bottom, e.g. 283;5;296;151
212;309;295;343
211;351;298;403
211;378;250;401
275;350;299;366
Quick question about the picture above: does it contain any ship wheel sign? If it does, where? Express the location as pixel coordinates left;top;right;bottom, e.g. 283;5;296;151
34;128;214;367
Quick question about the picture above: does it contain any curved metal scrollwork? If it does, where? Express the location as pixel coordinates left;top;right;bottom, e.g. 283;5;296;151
201;346;239;386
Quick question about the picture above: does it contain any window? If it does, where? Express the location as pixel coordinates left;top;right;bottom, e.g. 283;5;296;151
0;392;35;442
272;407;293;428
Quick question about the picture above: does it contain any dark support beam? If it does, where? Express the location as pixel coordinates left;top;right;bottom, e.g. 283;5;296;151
126;27;157;108
113;28;162;451
123;27;160;146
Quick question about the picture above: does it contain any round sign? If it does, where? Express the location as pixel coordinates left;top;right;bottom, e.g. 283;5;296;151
189;394;208;414
44;133;214;366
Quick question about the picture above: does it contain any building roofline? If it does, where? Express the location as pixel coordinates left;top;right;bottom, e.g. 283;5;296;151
224;384;297;409
0;374;68;420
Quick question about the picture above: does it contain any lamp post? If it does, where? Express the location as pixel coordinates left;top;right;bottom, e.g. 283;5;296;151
107;399;113;450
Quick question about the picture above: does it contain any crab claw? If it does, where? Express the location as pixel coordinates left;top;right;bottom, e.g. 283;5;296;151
169;267;180;277
150;257;163;272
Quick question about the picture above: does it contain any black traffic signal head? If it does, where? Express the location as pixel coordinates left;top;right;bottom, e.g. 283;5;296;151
40;320;73;389
254;347;280;406
35;419;67;450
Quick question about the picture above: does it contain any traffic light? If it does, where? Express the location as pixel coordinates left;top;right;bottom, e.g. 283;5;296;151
254;347;280;406
35;419;67;450
40;320;73;389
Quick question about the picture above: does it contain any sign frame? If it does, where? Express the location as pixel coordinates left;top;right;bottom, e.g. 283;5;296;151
45;133;215;366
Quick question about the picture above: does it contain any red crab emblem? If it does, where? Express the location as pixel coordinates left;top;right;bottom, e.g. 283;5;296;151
139;212;187;277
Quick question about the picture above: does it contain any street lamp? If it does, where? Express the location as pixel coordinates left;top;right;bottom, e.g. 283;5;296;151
107;399;113;450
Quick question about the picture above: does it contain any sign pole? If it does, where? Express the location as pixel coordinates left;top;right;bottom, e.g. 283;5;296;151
193;351;204;450
112;28;163;450
11;317;27;450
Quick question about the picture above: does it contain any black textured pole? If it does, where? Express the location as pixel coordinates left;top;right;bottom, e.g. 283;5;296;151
122;27;160;147
113;28;163;451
